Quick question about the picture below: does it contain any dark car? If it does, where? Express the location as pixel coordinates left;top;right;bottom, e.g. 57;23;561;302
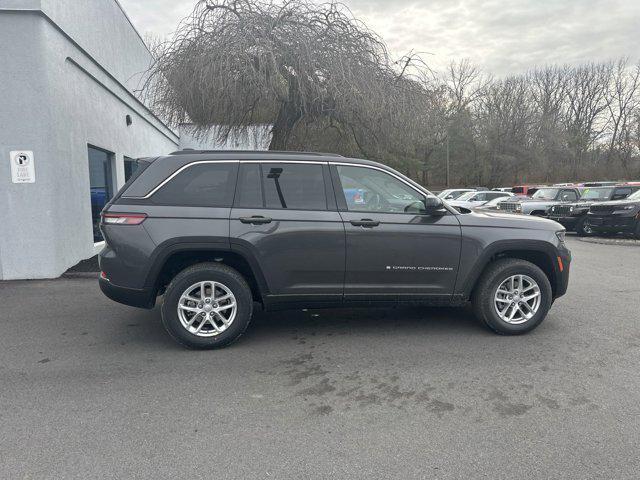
547;185;639;236
586;188;640;238
497;187;582;215
98;150;570;349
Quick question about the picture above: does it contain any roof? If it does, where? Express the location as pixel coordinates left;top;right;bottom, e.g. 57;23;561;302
168;149;343;157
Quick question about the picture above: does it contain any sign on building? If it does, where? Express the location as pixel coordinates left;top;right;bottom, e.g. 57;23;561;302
10;150;35;183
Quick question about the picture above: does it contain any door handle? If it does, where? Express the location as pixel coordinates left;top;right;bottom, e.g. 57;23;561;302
239;216;272;225
350;218;380;228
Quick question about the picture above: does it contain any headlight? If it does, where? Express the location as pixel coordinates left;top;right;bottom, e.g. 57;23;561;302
619;205;635;210
555;230;566;243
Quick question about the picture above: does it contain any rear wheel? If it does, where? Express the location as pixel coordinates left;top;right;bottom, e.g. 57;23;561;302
161;263;253;349
472;258;552;335
576;216;593;236
634;220;640;240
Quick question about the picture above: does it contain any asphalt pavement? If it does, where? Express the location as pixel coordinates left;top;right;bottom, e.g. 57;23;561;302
1;237;640;479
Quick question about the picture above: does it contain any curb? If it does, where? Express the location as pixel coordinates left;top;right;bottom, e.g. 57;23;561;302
61;272;100;279
578;237;640;247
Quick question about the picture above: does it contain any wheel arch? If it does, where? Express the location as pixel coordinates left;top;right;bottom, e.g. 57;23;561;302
461;240;560;300
145;242;269;305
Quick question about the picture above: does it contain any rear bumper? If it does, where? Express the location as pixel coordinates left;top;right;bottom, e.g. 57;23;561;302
99;276;156;309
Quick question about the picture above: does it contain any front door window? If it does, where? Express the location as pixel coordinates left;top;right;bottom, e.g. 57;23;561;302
336;165;425;213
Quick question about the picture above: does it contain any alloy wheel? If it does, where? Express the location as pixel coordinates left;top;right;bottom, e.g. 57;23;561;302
493;274;541;324
176;281;237;336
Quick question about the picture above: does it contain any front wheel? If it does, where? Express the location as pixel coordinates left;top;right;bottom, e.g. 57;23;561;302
161;263;253;349
472;258;552;335
576;216;592;237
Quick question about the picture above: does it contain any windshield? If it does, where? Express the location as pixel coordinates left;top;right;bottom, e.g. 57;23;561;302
455;191;477;201
531;188;560;200
484;196;508;207
627;189;640;200
580;187;613;200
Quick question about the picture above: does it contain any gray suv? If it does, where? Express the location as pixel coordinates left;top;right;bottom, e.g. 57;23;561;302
99;151;571;349
497;187;582;215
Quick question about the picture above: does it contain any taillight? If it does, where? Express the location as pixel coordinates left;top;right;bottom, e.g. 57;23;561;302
102;213;147;225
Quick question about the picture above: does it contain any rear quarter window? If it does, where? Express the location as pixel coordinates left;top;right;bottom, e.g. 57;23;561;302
150;163;238;207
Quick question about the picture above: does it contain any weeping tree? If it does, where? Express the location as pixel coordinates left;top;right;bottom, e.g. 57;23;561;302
142;0;437;163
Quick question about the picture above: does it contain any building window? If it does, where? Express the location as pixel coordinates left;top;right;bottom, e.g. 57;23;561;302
124;156;139;181
88;145;115;242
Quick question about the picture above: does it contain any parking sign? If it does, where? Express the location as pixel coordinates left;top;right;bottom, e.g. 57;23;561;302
10;151;35;183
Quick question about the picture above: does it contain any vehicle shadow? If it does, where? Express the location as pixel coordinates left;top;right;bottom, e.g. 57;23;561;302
240;304;487;346
113;303;487;350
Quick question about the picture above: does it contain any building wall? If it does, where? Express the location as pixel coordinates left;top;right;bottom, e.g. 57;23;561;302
0;1;179;280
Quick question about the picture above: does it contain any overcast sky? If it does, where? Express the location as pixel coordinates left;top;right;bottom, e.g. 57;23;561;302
119;0;640;76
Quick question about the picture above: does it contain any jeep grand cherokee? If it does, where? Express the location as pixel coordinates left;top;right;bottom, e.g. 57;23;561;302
98;151;571;349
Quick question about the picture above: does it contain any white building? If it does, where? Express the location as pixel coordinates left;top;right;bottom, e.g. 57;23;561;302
0;0;268;280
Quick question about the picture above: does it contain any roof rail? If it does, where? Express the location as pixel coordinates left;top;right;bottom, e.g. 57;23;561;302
168;149;343;157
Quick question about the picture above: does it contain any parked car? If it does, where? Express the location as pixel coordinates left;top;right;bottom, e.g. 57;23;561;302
497;187;582;215
580;181;619;187
98;150;570;349
492;187;513;192
447;191;512;210
437;188;475;200
511;185;545;197
586;188;640;238
547;185;639;236
475;195;515;211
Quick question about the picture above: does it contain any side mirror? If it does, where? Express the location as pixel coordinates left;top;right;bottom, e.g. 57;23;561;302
423;196;446;215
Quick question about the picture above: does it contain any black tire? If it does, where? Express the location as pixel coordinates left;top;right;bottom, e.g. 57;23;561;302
576;216;592;237
634;221;640;240
472;258;552;335
161;262;253;349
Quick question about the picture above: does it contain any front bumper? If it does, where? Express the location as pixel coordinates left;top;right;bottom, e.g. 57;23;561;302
99;276;156;309
586;214;637;233
554;245;571;298
547;215;579;230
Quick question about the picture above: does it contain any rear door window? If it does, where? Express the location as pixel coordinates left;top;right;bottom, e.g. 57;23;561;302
235;163;263;208
261;163;327;210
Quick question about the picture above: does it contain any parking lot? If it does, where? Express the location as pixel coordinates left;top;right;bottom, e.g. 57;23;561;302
1;236;639;479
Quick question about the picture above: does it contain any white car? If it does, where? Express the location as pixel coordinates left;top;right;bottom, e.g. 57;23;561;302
437;188;476;200
447;191;513;209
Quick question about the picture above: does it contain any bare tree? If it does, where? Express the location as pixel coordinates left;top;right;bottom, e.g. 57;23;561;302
141;1;640;186
605;59;640;174
564;62;613;177
143;0;428;154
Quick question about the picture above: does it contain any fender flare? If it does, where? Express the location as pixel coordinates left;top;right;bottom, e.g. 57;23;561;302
143;239;270;300
459;239;560;298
